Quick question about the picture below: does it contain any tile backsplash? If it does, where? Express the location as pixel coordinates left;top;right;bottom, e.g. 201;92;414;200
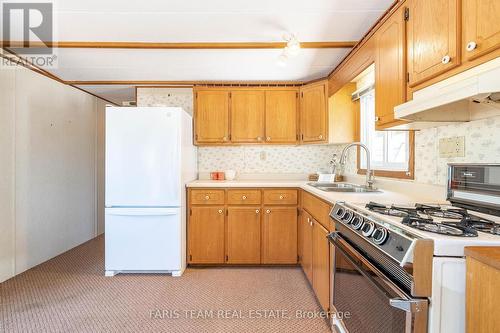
136;88;500;186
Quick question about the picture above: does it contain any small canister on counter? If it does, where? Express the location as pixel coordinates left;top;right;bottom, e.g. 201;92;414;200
210;171;226;180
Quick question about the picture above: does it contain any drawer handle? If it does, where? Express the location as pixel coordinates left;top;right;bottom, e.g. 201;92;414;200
205;195;210;200
266;209;271;214
279;195;284;200
466;41;477;52
318;134;323;139
242;195;247;200
256;137;262;141
218;209;223;214
222;136;228;141
441;55;451;64
256;209;260;214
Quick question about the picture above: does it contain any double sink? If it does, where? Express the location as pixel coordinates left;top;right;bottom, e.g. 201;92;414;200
307;182;380;193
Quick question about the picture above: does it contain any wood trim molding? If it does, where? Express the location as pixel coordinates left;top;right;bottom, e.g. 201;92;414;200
356;131;416;180
2;41;357;49
68;80;304;86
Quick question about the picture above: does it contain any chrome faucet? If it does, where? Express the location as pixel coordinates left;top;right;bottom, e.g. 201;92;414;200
339;142;375;189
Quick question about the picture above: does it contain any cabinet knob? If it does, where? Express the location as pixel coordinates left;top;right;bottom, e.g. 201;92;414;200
318;134;323;139
218;209;223;214
205;195;210;200
307;217;310;223
222;136;228;141
266;136;271;141
256;136;262;141
255;209;260;214
279;195;284;200
466;41;477;52
441;55;451;64
375;116;380;122
266;209;271;214
242;195;247;200
310;220;313;227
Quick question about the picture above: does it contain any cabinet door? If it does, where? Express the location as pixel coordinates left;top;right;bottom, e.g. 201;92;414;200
301;211;313;284
300;82;328;143
230;90;265;143
262;207;298;264
463;0;500;61
265;90;298;143
226;207;261;264
312;221;330;312
188;207;225;264
407;0;460;87
375;5;406;127
195;90;230;143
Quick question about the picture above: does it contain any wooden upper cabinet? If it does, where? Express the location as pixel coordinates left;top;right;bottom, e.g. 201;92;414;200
195;90;230;143
262;206;298;264
463;0;500;61
328;83;359;143
265;90;298;143
407;0;460;87
230;90;265;143
375;5;407;128
226;207;261;264
188;206;225;264
300;81;328;143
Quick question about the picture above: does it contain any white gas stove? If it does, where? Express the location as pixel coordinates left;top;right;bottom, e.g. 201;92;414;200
328;164;500;333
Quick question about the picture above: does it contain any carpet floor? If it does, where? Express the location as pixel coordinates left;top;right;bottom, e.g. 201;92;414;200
0;236;331;333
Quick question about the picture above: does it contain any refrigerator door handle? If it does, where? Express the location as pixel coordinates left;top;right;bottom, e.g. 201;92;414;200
106;208;180;216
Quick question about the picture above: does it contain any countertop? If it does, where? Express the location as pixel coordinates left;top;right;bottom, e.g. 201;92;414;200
464;247;500;270
186;179;445;205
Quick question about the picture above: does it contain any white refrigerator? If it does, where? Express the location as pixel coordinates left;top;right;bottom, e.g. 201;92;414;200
104;107;197;277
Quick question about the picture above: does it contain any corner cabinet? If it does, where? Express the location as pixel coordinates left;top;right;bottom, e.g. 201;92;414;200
374;5;407;129
406;0;460;87
300;80;328;143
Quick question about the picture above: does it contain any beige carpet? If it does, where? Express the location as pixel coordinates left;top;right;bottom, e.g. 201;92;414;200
0;236;330;333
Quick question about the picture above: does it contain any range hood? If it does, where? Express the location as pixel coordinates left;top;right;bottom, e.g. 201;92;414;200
393;58;500;130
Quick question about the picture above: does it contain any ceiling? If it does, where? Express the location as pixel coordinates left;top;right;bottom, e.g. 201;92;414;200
5;0;395;104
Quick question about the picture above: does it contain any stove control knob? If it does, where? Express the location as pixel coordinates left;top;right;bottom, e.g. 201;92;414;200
334;207;345;219
372;227;388;245
361;222;375;237
341;210;354;223
351;216;364;230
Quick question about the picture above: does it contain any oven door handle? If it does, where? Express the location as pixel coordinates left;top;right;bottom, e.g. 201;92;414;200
329;231;426;314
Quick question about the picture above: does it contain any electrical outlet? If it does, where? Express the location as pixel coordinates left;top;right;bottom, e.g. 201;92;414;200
260;151;267;161
439;136;465;158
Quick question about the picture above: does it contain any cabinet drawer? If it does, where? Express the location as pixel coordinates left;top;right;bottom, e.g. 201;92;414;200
302;191;332;230
190;189;225;205
227;189;261;205
263;189;297;205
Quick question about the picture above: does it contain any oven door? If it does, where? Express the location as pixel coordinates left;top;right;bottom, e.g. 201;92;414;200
329;232;428;333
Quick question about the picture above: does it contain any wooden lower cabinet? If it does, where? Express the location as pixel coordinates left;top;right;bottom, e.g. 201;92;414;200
188;206;225;264
301;211;314;284
262;206;298;264
226;207;261;264
312;221;330;312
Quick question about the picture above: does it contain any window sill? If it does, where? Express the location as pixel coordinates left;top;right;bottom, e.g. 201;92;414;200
357;168;414;180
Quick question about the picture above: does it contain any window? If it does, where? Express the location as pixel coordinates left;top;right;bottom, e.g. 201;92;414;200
358;89;413;178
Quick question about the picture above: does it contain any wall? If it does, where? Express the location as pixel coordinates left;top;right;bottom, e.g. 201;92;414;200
137;87;193;114
136;88;499;186
0;65;105;282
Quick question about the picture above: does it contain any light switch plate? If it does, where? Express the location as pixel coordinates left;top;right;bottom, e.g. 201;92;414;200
439;136;465;158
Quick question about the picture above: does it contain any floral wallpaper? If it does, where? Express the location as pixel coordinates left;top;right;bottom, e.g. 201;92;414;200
137;88;500;185
198;145;357;175
136;87;193;114
414;115;500;185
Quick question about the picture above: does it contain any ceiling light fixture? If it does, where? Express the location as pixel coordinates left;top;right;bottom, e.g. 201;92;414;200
276;33;301;66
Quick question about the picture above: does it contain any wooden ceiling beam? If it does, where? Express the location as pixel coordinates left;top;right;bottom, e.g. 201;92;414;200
68;80;304;86
2;41;357;49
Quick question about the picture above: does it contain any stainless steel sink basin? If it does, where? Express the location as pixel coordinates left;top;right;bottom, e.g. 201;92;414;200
307;182;380;193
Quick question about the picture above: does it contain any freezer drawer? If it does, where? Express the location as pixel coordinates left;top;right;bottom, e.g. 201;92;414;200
105;207;182;272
